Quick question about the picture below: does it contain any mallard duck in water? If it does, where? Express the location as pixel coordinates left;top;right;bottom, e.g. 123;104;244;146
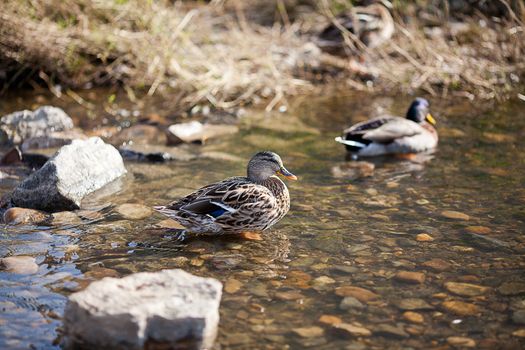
318;0;394;54
154;151;296;240
335;98;438;157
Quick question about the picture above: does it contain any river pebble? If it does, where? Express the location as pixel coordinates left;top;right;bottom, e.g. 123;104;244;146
416;233;434;242
444;282;489;297
115;203;152;220
512;310;525;325
340;296;365;310
442;301;480;316
446;336;476;347
394;271;426;284
52;211;82;225
402;311;424;324
335;286;379;302
224;278;243;294
513;329;525;337
396;298;434;311
3;207;52;225
156;219;185;229
422;258;452;272
441;210;470;220
373;324;409;338
498;281;525;296
275;291;304;301
0;256;39;274
292;326;324;338
333;323;372;337
319;315;342;325
465;226;492;234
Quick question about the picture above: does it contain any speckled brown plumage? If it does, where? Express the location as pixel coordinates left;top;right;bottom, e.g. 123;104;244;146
154;151;295;237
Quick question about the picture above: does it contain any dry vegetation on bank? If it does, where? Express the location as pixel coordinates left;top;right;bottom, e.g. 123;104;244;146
0;0;524;111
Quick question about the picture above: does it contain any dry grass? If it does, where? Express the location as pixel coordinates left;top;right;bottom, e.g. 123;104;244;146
0;0;524;110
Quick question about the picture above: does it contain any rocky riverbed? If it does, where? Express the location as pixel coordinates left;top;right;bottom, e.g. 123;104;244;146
0;91;524;349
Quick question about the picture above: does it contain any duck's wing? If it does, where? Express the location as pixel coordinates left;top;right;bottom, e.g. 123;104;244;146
160;177;275;219
361;117;427;143
343;115;396;136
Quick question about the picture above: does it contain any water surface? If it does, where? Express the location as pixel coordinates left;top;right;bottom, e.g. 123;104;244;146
1;91;524;349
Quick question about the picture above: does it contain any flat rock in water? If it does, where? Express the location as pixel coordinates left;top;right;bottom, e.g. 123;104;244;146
498;281;525;296
332;323;371;337
0;106;74;144
512;310;525;325
421;258;452;272
447;336;476;348
292;326;324;338
394;271;426;284
440;210;470;220
335;286;379;302
166;121;238;145
8;137;126;212
3;207;52;225
63;269;222;350
444;282;490;297
0;256;39;274
402;311;424;324
373;324;409;338
396;298;434;311
111;124;168;146
442;300;480;316
115;203;153;220
331;162;375;180
340;296;365;310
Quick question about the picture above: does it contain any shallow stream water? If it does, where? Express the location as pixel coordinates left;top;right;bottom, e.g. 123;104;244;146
1;90;524;349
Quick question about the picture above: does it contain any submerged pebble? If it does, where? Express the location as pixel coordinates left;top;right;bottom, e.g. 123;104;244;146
402;311;424;324
394;271;426;284
3;207;52;226
442;301;480;316
440;210;470;220
444;282;489;297
115;203;152;220
446;336;476;347
333;323;371;337
335;286;379;302
340;296;365;310
292;326;324;338
0;256;39;274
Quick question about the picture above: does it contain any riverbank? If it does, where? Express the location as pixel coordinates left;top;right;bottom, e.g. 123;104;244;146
1;0;524;111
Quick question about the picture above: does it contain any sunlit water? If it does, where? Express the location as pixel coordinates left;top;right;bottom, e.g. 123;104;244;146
1;90;524;349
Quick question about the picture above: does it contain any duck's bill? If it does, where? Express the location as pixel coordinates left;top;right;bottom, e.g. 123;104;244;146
426;113;436;125
278;167;297;181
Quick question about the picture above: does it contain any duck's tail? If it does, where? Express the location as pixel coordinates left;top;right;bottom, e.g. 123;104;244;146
335;136;367;148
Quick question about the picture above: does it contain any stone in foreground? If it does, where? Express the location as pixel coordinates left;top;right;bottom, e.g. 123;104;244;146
0;106;74;144
63;269;222;350
9;137;126;212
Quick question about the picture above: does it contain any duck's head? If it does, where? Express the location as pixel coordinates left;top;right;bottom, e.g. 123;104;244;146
247;151;297;183
406;98;436;125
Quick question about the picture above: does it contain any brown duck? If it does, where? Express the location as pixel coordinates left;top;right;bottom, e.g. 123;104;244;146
154;151;296;240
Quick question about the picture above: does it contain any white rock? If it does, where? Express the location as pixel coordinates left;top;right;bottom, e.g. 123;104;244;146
0;106;74;144
9;137;126;211
63;269;222;350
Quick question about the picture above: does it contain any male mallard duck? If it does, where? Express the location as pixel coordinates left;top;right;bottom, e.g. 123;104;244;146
335;98;438;157
318;0;394;54
154;151;296;240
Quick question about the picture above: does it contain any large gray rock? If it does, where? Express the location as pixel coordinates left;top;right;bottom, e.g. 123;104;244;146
0;106;74;144
9;137;126;212
63;269;222;350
